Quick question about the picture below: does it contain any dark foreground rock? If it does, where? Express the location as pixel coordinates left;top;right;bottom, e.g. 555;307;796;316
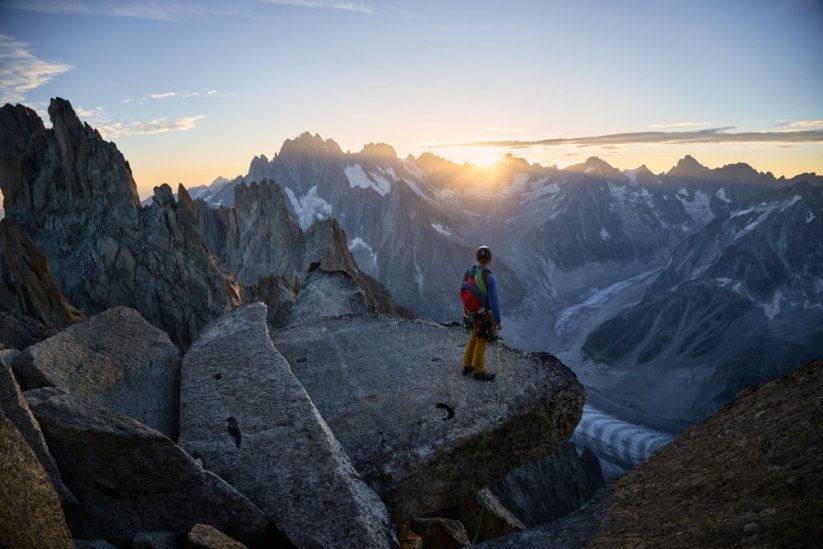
13;307;181;438
272;316;585;520
0;354;75;505
474;485;613;548
0;407;73;548
590;360;823;548
0;218;84;348
186;524;247;549
25;388;277;547
179;303;396;548
489;442;604;527
438;488;525;544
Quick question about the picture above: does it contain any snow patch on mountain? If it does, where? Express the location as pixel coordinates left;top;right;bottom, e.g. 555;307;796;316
431;223;453;237
402;178;436;203
400;158;424;181
525;179;560;202
716;188;731;203
344;164;392;196
348;237;378;271
763;290;782;320
676;190;713;225
502;173;531;198
412;245;424;297
554;268;660;335
624;168;639;187
808;211;816;224
600;228;611;240
284;185;332;229
732;194;804;241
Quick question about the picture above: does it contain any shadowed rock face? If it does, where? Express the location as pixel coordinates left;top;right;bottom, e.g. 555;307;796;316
271;316;585;520
0;353;75;506
590;360;823;548
0;218;84;348
25;387;277;548
186;524;247;549
12;307;182;439
179;303;396;549
489;442;604;528
194;183;404;324
0;99;239;348
0;406;74;549
304;218;406;317
196;180;306;286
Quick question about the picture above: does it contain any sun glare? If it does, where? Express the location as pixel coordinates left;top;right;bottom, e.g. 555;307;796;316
426;146;506;168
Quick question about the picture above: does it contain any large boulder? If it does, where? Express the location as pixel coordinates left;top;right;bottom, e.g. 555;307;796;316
0;406;73;548
285;265;371;326
25;388;278;547
271;315;586;520
13;307;181;438
0;100;239;348
0;351;75;505
179;303;396;548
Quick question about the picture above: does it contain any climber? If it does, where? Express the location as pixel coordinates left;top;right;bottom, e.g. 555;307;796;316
460;245;502;381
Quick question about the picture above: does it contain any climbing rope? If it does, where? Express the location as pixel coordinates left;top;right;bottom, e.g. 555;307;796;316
472;342;504;544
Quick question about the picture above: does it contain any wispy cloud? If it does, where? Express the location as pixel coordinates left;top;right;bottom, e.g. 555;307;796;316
74;105;109;124
0;34;73;104
442;128;823;150
97;115;206;139
146;88;219;100
258;0;374;14
777;120;823;129
1;0;247;21
648;121;713;129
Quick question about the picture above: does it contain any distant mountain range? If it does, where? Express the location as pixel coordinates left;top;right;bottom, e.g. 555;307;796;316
186;132;822;429
3;99;821;434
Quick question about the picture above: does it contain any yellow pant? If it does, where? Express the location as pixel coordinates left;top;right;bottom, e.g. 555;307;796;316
463;331;488;373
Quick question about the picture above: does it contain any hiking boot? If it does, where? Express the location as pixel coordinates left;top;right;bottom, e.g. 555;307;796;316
474;372;496;381
462;366;474;376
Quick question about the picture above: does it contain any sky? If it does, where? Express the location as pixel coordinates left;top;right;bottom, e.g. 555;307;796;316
1;0;822;198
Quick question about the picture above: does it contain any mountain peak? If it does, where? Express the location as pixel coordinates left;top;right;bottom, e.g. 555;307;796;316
358;143;397;161
668;155;707;177
280;132;343;157
565;156;620;177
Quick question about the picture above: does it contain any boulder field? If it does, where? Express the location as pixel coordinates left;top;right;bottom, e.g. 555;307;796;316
1;297;585;547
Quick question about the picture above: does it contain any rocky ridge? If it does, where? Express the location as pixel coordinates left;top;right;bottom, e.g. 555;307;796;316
0;99;239;348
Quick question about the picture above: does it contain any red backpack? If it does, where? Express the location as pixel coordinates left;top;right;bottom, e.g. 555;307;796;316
460;265;490;312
